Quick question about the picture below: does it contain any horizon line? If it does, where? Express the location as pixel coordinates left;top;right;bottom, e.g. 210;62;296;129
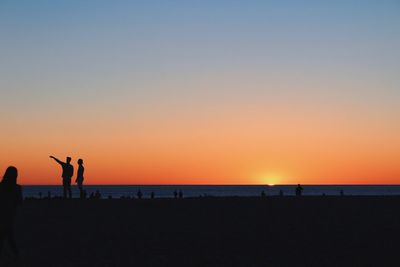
21;183;400;186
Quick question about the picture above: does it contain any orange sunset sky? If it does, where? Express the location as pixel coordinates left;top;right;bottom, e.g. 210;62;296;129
1;1;399;185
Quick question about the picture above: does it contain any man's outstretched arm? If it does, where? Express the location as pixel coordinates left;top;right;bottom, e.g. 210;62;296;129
50;156;64;165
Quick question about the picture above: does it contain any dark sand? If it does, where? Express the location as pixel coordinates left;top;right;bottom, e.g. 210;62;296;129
2;196;400;266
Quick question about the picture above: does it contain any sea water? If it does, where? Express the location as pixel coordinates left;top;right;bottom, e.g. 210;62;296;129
22;185;400;199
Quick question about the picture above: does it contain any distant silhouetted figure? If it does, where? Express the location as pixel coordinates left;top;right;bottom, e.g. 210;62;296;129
340;190;344;196
279;190;284;197
137;189;143;199
75;159;85;197
151;192;155;199
178;190;183;199
95;190;101;199
174;190;178;199
295;184;303;196
50;156;74;199
261;191;266;198
0;166;23;259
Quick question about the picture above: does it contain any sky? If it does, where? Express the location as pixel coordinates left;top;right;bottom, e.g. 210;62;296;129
1;0;399;185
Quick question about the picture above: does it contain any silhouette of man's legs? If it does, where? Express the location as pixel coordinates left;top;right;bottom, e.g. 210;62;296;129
63;179;72;199
63;184;67;198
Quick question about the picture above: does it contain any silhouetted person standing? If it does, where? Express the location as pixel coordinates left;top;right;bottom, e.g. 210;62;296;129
0;166;22;259
295;184;303;196
94;190;101;199
75;159;85;198
137;189;143;199
50;156;74;199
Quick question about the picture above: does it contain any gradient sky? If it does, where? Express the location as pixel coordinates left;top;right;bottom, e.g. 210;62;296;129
1;0;399;185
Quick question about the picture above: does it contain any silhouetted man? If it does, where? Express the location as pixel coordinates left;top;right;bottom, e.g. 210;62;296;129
295;184;303;196
50;156;74;199
137;189;143;199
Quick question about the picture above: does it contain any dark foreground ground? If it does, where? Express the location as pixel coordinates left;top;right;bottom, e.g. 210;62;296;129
2;196;400;267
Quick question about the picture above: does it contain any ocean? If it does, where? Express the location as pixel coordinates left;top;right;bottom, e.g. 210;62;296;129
22;185;400;199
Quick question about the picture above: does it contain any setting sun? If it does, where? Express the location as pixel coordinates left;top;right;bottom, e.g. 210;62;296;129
257;172;286;186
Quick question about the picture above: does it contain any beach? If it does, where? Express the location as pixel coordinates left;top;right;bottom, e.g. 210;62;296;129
2;196;400;266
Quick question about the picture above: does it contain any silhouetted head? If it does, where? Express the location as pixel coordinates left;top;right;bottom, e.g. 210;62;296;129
66;157;72;163
2;166;18;185
78;159;83;165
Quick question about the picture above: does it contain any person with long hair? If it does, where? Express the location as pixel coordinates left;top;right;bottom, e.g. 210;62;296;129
0;166;22;258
